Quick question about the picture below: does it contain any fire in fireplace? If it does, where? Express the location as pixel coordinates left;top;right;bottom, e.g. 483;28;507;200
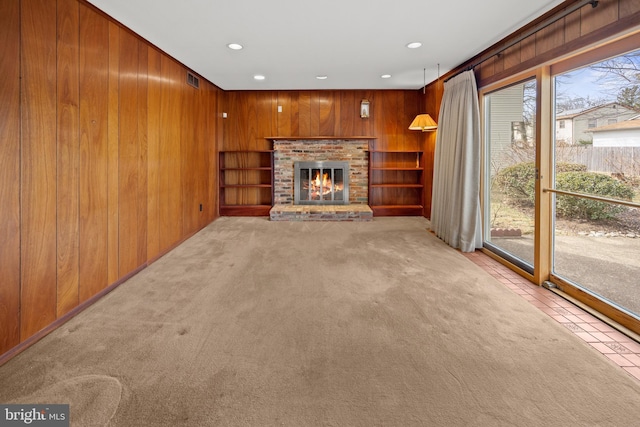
294;161;349;205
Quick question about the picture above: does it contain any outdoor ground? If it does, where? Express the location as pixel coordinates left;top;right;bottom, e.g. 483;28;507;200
490;197;640;316
556;208;640;236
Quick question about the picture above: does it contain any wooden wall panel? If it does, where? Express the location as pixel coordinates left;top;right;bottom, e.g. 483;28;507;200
204;82;219;225
208;83;220;222
224;92;241;150
256;91;274;147
298;91;312;137
56;0;80;317
564;10;582;43
319;91;339;136
118;30;142;277
339;91;358;136
20;0;58;339
382;91;402;148
159;56;184;250
290;92;301;136
79;4;109;302
191;81;207;230
0;0;21;354
276;92;292;136
502;43;521;70
182;81;198;236
581;0;618;35
493;51;505;75
620;0;640;17
309;92;321;136
535;18;565;56
245;92;259;148
107;21;120;284
137;44;148;266
146;48;161;260
215;86;222;219
402;91;420;150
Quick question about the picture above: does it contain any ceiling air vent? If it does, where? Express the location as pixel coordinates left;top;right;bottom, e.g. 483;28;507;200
187;71;200;89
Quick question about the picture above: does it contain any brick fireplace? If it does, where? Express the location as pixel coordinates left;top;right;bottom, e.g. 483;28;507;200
269;139;372;221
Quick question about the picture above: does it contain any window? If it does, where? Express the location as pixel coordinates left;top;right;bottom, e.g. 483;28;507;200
483;79;536;272
553;48;640;321
511;121;526;146
559;120;565;129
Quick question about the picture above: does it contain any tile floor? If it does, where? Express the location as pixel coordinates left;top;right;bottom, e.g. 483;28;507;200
463;250;640;383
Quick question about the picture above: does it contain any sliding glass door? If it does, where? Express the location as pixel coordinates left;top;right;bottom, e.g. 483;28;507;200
483;79;537;272
480;33;640;334
552;50;640;319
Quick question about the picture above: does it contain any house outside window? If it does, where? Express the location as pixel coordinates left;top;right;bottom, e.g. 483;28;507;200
588;118;597;128
559;120;565;129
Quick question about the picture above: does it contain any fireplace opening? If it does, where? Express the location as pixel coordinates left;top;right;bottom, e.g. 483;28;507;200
294;161;349;205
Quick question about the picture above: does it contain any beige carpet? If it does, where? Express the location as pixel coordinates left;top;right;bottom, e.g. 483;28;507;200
1;217;640;426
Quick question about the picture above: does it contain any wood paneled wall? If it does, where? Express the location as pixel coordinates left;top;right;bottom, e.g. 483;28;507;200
0;0;220;359
0;0;22;354
466;0;640;88
221;90;423;151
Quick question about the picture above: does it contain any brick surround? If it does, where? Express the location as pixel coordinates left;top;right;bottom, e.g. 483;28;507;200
273;140;369;205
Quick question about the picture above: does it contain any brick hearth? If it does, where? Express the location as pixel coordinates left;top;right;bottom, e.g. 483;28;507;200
269;204;373;221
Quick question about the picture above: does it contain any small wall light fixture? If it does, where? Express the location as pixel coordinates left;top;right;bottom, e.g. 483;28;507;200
360;99;370;118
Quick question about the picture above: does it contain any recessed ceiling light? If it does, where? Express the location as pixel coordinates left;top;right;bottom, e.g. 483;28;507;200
253;74;266;81
227;43;243;50
406;42;422;49
316;75;328;80
381;74;392;79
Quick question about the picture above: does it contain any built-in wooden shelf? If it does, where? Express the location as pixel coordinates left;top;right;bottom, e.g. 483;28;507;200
220;184;273;188
219;148;274;216
220;167;273;171
368;149;424;217
370;167;425;171
371;205;425;216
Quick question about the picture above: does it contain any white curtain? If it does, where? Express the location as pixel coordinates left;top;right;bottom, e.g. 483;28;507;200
430;70;482;252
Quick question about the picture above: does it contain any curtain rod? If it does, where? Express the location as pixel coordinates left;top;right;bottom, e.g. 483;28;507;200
444;0;599;83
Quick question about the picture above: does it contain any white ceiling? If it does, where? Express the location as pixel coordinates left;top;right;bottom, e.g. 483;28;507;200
87;0;566;91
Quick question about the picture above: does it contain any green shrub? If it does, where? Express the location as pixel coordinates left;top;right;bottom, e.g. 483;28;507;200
494;162;536;206
555;171;635;220
557;162;588;173
495;162;634;220
495;162;586;206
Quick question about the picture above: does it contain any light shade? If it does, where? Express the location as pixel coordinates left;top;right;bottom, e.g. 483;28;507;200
409;114;437;131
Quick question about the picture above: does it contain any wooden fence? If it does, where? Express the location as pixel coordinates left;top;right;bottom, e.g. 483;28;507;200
556;145;640;178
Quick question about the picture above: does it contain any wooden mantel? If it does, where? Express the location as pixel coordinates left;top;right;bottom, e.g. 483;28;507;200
265;136;376;141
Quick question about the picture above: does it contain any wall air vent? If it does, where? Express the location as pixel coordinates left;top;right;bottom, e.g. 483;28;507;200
187;71;200;89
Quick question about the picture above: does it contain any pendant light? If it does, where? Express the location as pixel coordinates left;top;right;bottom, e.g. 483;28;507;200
409;67;438;132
